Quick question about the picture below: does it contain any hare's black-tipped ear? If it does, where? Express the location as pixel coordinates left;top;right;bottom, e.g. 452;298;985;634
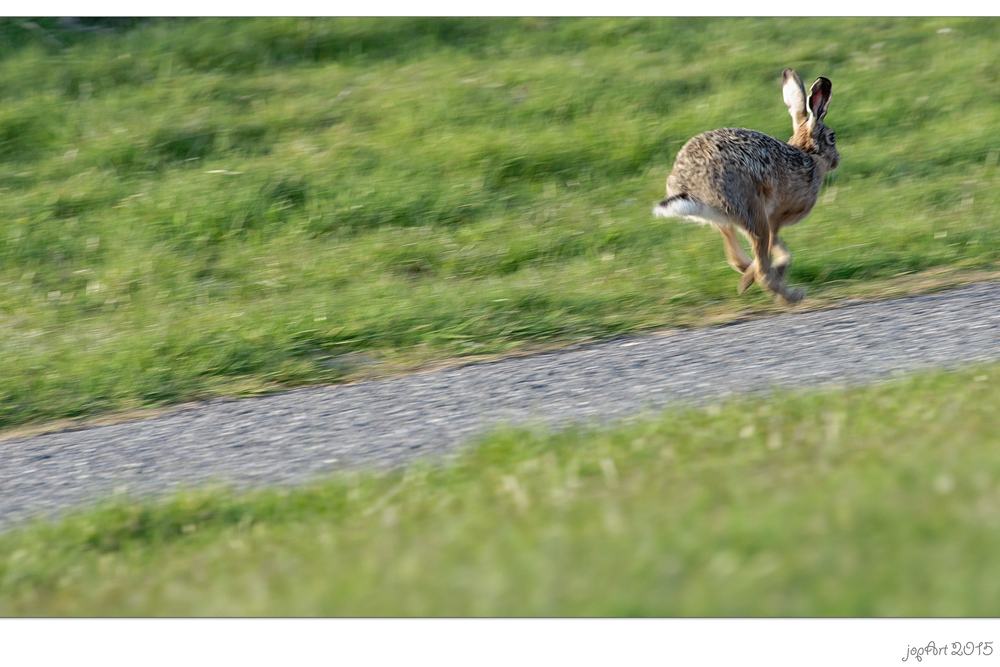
808;77;832;120
782;68;808;128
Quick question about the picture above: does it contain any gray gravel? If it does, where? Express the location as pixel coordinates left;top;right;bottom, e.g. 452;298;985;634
2;282;999;530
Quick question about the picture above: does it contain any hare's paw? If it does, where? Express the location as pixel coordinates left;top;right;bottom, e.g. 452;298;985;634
737;267;756;295
778;286;806;305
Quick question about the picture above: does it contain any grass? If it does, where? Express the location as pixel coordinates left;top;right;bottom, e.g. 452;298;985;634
2;363;999;616
2;17;1000;430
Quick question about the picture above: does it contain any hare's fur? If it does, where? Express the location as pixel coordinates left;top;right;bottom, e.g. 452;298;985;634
654;69;840;304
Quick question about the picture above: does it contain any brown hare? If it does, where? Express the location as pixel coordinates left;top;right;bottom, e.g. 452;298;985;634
653;69;840;304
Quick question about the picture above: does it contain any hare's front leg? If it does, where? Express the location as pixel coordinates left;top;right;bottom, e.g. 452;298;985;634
741;228;804;304
768;235;804;303
735;206;770;296
771;235;792;280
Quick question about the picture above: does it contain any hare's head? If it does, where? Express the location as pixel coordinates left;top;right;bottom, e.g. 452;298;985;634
782;68;840;171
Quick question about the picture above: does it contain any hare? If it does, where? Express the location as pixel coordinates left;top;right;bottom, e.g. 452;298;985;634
653;69;840;304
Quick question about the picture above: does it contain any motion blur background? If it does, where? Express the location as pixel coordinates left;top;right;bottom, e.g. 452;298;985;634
2;17;998;430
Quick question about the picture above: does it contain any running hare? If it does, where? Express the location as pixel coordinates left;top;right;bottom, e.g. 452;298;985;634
653;69;840;304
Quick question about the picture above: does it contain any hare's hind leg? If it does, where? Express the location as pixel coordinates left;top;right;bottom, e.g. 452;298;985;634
717;224;752;274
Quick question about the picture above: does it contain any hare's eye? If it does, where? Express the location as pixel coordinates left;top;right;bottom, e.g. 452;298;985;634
827;132;836;145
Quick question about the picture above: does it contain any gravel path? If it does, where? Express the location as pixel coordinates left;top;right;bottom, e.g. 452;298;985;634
3;282;999;530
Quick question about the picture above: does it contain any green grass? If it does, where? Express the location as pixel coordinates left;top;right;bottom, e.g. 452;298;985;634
3;17;1000;429
2;363;999;616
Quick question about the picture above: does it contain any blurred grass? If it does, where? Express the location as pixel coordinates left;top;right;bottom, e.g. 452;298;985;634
2;18;1000;429
2;363;999;616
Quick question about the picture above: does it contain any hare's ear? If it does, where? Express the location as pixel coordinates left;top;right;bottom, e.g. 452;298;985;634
808;77;832;120
782;68;808;129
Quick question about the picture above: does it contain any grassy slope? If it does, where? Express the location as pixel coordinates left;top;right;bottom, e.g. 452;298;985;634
2;363;999;616
2;17;1000;429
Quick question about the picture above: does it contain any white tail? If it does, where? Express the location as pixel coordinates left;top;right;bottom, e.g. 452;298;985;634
653;195;733;227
